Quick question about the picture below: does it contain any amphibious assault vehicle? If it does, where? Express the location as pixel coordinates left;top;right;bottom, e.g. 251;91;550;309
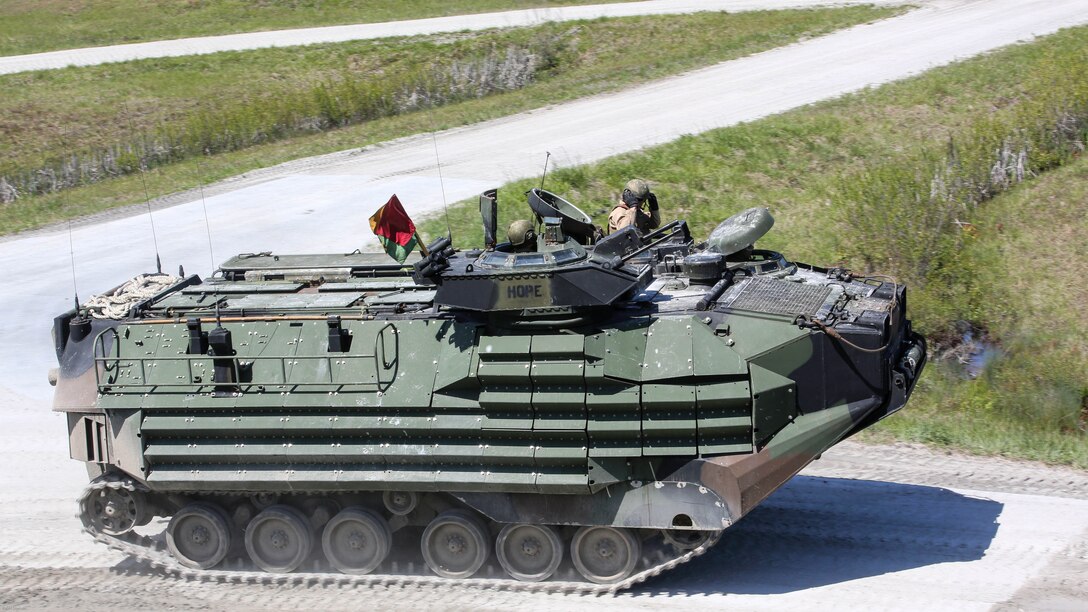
50;188;925;590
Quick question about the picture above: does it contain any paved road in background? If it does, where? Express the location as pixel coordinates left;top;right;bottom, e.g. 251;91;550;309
2;1;1087;609
0;0;906;75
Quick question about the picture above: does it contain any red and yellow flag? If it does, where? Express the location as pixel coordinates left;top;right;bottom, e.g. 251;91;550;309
369;194;420;263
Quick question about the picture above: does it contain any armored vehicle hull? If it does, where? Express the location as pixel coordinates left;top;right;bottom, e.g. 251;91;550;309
52;198;924;589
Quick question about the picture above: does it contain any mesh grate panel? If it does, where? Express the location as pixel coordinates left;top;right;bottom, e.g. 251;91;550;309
725;277;830;316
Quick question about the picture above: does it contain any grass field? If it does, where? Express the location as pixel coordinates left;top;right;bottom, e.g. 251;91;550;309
0;6;897;234
0;0;633;56
415;25;1088;467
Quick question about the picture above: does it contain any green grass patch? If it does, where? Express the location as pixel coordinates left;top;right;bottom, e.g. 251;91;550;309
0;6;898;234
0;0;635;56
415;25;1088;467
865;157;1088;469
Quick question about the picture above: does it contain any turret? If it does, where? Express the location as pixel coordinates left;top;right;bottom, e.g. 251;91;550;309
411;189;692;312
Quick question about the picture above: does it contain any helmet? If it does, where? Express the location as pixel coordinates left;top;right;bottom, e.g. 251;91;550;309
507;219;536;247
623;179;650;202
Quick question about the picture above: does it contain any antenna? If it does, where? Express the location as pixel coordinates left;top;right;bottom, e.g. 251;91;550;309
57;127;81;311
67;221;79;310
198;180;223;328
432;133;452;239
539;151;552;192
198;182;216;272
123;102;163;274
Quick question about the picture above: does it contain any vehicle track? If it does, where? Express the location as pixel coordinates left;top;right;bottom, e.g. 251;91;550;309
75;477;720;596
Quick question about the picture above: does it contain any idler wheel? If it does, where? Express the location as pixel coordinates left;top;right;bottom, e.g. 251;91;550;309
321;508;391;575
166;502;232;569
89;486;147;536
570;526;640;584
495;523;563;582
244;505;313;573
421;510;490;579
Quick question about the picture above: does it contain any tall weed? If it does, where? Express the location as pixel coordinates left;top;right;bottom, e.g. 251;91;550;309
0;36;567;200
839;46;1088;287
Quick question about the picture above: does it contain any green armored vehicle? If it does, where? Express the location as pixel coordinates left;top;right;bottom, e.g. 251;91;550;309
50;189;925;590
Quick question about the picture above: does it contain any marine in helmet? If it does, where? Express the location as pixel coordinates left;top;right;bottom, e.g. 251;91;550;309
507;219;537;252
607;178;660;235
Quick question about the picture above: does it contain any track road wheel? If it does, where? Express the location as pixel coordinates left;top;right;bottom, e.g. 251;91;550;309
166;503;232;569
244;505;313;573
89;486;147;535
322;508;391;575
421;510;490;579
495;523;563;582
571;526;640;584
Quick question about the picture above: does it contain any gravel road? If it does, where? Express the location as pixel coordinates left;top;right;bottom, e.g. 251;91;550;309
2;1;1087;609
